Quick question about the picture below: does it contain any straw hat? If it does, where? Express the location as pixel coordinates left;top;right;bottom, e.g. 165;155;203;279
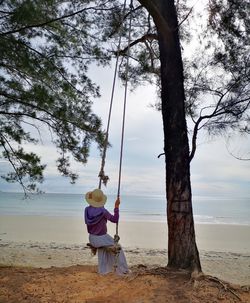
85;188;107;208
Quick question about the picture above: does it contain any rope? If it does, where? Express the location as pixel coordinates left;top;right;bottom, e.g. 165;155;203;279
97;0;134;271
98;0;128;190
114;0;134;244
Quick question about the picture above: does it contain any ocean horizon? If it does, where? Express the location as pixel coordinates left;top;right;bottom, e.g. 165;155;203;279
0;191;249;226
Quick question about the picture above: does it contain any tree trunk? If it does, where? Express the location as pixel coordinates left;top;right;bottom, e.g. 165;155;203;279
139;0;201;271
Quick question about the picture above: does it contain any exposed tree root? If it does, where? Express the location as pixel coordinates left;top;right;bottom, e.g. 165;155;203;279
127;265;243;301
126;265;190;281
191;271;242;301
203;275;242;301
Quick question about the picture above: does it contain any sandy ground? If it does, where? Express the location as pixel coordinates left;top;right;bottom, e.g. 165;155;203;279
0;264;250;303
0;240;250;285
0;215;250;302
1;215;250;252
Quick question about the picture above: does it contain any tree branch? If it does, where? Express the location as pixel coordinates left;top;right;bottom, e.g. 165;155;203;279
0;134;29;196
116;33;158;55
124;5;143;20
189;116;202;162
11;38;83;95
177;1;198;28
0;2;114;36
189;94;250;162
0;92;61;122
157;152;165;158
0;110;56;131
0;10;14;14
0;92;99;135
226;143;250;161
19;119;44;144
108;5;143;38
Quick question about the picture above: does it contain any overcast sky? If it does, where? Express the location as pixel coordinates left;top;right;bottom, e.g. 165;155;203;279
1;62;249;198
1;0;249;198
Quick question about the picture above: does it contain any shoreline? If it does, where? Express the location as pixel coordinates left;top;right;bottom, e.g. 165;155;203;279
1;215;250;252
0;215;250;285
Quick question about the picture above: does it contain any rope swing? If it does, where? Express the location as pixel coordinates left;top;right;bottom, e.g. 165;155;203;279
98;0;133;192
97;0;134;251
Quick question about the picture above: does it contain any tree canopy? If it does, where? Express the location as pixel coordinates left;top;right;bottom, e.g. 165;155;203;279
108;0;250;159
0;0;114;194
0;0;249;194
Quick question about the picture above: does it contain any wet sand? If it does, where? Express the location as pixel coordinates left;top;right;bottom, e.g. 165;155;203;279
1;215;250;251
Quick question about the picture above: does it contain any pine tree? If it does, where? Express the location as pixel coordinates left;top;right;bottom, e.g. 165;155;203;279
0;0;113;194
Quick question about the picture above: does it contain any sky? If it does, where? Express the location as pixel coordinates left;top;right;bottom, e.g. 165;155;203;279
1;62;249;198
0;0;249;198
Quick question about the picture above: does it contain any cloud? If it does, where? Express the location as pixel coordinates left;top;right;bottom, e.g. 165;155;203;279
1;63;249;198
190;134;250;198
126;137;140;142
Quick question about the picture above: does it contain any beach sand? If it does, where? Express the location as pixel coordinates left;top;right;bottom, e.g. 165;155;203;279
0;215;250;302
1;215;250;251
1;264;250;303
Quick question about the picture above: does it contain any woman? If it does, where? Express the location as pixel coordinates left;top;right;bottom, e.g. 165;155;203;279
84;188;129;275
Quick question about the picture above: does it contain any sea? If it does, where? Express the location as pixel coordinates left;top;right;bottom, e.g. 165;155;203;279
0;192;250;226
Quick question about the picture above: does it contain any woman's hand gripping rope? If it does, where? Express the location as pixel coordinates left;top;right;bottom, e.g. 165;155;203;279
115;197;120;209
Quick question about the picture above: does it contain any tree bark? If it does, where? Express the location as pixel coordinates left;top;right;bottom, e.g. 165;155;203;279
139;0;201;271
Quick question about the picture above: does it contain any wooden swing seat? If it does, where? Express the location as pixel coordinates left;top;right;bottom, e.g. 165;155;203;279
86;243;121;256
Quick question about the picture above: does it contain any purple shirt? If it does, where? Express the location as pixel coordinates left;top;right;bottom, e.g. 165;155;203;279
84;206;119;236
